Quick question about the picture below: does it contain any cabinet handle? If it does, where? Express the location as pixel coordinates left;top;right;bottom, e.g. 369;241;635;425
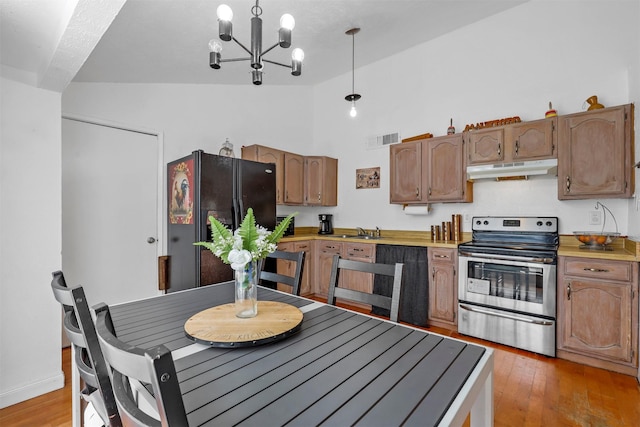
497;143;502;157
415;187;420;198
432;267;435;282
514;140;519;156
428;187;432;196
567;282;571;300
583;268;609;273
434;254;449;259
565;176;571;193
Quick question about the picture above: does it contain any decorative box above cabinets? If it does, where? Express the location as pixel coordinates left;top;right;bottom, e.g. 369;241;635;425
557;103;635;200
465;117;557;166
389;134;472;205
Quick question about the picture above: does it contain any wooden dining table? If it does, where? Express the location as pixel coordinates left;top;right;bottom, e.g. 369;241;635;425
105;281;494;426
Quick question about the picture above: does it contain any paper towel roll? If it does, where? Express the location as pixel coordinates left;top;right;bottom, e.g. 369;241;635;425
403;205;431;215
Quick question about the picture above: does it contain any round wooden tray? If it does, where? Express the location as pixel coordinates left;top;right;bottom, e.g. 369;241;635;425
184;301;303;348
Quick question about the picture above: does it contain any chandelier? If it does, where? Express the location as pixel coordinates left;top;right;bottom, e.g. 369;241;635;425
345;28;361;117
209;0;304;85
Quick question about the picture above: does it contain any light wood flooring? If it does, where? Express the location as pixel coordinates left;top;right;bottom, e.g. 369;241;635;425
1;312;639;426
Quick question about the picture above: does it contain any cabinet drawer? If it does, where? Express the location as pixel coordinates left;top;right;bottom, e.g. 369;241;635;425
429;247;456;263
318;242;342;254
562;258;632;282
344;243;375;259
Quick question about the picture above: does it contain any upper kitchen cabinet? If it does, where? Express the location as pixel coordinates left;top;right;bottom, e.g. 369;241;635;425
304;156;338;206
242;145;284;204
283;152;305;205
242;145;337;206
424;134;472;203
466;117;557;165
557;104;635;200
504;117;557;161
390;140;423;203
465;127;504;165
390;135;471;204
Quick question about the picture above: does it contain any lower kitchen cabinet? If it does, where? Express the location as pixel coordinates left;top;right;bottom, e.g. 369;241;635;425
275;240;313;296
427;247;458;330
340;242;376;310
314;241;342;297
294;241;313;296
557;256;639;375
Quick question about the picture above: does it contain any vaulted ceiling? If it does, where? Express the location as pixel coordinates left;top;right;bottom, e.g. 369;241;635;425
1;0;528;91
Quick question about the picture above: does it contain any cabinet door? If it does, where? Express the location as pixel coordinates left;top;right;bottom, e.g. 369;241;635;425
242;145;285;205
426;134;470;202
558;104;633;199
294;241;313;296
283;152;304;205
559;278;633;363
428;247;457;326
466;128;504;165
274;242;295;292
504;118;556;161
315;242;342;296
342;243;375;294
305;156;338;206
390;141;422;203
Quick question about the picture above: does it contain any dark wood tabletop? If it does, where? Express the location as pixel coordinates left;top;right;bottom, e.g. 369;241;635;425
108;282;494;426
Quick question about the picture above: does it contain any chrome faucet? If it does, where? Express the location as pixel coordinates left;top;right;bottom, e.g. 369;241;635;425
356;227;367;236
375;226;381;238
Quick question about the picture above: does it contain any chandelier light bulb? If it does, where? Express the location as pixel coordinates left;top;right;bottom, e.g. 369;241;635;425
280;14;295;30
291;48;304;61
209;39;223;53
350;102;358;118
216;4;233;21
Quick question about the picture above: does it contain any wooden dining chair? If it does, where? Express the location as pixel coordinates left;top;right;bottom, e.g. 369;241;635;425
50;271;122;427
259;250;305;296
93;302;188;427
327;255;404;322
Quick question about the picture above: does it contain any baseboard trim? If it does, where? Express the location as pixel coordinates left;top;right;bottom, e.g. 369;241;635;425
0;370;65;409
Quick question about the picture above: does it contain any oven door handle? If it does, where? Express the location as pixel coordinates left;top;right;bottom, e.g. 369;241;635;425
458;250;555;264
459;304;554;326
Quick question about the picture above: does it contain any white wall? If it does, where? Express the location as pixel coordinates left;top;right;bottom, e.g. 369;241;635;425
62;83;314;250
0;76;64;406
311;0;639;235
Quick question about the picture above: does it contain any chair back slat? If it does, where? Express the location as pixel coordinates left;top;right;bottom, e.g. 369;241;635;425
327;255;404;323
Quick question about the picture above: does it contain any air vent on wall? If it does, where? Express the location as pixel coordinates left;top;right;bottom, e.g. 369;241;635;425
366;132;400;150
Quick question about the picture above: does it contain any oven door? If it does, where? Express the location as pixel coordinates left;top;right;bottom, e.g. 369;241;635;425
458;252;556;318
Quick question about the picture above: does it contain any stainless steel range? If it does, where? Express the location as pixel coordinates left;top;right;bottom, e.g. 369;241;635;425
458;216;558;356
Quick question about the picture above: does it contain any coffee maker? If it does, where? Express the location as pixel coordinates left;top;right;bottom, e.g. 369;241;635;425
318;214;333;235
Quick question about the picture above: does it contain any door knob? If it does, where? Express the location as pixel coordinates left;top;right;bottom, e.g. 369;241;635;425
147;237;156;244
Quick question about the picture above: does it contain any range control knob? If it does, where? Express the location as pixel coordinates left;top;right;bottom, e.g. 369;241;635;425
537;221;543;226
546;221;553;227
475;220;481;225
483;220;489;225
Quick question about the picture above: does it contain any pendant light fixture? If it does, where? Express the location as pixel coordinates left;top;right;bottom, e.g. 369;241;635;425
345;28;361;117
209;0;304;85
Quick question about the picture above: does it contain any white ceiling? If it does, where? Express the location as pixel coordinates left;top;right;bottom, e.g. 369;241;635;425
1;0;528;88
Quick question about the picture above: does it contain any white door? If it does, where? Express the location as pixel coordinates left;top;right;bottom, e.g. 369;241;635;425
62;118;160;307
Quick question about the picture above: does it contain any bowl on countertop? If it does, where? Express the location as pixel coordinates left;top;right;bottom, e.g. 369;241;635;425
573;231;620;248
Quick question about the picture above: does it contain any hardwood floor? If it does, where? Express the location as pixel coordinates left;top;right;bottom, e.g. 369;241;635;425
1;311;639;426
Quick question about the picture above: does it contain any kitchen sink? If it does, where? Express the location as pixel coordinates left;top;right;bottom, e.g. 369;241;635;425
338;234;383;240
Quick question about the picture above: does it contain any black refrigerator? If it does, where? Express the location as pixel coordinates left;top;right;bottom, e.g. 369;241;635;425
167;150;276;293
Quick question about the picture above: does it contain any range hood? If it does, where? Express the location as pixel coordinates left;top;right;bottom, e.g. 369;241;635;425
467;158;558;180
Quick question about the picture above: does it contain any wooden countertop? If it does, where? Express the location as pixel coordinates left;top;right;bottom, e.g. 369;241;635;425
281;228;640;261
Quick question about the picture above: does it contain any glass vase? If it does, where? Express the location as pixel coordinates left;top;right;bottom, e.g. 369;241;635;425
235;260;258;318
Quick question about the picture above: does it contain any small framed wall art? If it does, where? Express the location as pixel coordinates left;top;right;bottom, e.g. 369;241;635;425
356;167;380;189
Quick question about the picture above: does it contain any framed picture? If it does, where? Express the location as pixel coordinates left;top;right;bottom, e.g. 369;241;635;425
168;157;195;224
356;167;380;189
